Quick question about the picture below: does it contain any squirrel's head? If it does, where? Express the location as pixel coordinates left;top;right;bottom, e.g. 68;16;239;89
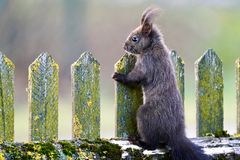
124;7;160;55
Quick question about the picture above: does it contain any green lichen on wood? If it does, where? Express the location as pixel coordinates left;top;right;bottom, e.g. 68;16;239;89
28;53;59;141
0;139;122;160
71;52;100;140
0;138;240;159
195;49;223;136
0;53;14;142
115;53;143;138
79;139;122;159
237;58;240;133
170;50;185;104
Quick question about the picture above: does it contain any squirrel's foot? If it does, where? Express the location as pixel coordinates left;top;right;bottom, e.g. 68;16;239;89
129;137;157;150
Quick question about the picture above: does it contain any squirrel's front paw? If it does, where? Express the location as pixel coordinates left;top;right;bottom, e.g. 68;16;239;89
112;72;126;83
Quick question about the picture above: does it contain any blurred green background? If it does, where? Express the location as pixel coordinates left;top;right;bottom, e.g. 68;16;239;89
0;0;239;142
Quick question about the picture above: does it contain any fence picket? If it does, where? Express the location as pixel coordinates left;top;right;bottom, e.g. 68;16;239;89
28;53;59;141
0;53;14;142
115;53;143;138
237;58;240;133
195;49;223;136
171;50;185;104
0;49;237;141
71;52;100;140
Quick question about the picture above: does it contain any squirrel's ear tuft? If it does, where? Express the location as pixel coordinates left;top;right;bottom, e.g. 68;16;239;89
141;7;160;36
141;7;154;25
141;7;160;25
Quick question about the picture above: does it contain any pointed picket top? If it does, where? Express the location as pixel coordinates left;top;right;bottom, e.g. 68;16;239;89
115;53;143;138
195;49;222;67
0;52;15;70
29;52;58;72
71;52;100;140
236;58;240;133
195;49;223;136
0;52;14;142
114;53;136;73
73;51;100;67
28;52;59;141
170;50;184;104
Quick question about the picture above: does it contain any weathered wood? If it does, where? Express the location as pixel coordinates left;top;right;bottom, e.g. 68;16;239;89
28;53;59;141
0;137;239;159
115;53;143;138
237;58;240;133
71;52;100;140
195;49;223;136
0;53;14;142
170;50;185;104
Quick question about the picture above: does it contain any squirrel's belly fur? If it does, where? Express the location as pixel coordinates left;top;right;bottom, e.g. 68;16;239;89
138;84;184;145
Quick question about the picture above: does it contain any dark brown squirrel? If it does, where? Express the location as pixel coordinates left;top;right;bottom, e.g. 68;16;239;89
112;7;210;160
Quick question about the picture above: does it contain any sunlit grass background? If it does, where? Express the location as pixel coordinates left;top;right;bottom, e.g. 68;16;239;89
0;0;239;142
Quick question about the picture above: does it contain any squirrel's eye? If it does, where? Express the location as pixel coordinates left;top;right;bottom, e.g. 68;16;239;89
131;35;139;42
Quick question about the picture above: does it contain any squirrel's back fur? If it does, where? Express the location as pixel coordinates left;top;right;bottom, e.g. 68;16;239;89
113;7;210;160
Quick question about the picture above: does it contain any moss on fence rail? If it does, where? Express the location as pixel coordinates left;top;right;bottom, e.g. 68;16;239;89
0;137;240;159
0;138;170;160
0;139;122;160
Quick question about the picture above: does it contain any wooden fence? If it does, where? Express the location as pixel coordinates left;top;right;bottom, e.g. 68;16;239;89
0;49;239;142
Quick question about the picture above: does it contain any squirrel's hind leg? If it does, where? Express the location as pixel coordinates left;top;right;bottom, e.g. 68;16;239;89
136;104;164;150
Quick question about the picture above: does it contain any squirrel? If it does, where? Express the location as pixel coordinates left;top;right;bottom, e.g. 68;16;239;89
112;7;210;160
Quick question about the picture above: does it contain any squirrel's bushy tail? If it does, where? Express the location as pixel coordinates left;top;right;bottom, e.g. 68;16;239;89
169;136;211;160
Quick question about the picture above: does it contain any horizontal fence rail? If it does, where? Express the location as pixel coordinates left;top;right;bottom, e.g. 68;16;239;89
0;49;239;142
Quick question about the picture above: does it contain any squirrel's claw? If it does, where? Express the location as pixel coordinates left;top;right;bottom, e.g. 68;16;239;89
112;72;126;83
